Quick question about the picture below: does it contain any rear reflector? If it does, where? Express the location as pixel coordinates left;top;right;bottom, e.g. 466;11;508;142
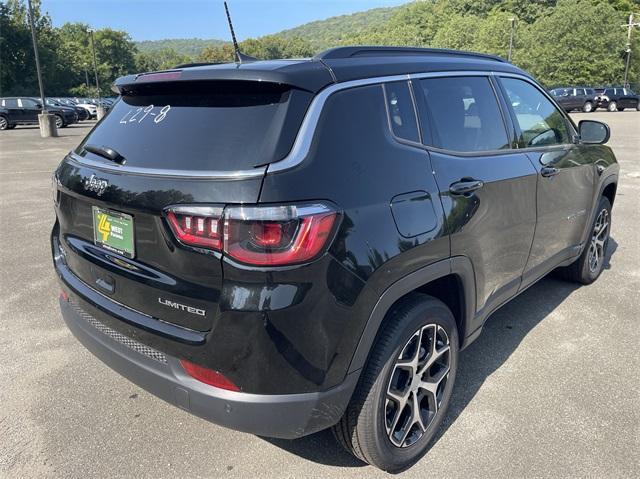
180;359;240;391
165;203;339;266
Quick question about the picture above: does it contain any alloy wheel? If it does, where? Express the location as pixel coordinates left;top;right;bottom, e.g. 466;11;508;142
385;323;450;448
55;115;63;128
0;117;7;130
587;208;609;273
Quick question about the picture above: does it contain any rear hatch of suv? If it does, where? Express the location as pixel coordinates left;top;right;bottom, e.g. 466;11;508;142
53;75;314;334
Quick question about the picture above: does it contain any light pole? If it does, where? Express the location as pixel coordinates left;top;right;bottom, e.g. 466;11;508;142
508;17;516;62
84;63;89;88
88;28;105;119
27;0;56;137
621;13;639;88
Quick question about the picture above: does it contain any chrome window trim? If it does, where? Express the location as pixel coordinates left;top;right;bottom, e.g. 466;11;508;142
267;70;533;174
67;152;267;180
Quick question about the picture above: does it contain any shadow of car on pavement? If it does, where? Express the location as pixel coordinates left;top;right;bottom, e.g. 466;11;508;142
261;238;618;469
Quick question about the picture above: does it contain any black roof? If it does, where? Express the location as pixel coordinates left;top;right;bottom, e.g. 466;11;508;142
114;46;529;94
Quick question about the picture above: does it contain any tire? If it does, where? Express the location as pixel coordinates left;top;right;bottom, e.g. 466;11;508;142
333;294;458;472
582;101;593;112
617;107;624;111
636;102;640;111
54;114;64;129
0;115;8;130
607;101;617;112
560;196;611;285
7;124;16;129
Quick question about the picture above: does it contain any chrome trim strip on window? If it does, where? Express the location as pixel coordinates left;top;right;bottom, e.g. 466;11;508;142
67;153;267;180
267;69;533;174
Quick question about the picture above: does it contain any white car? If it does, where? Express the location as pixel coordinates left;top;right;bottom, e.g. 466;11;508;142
75;103;97;118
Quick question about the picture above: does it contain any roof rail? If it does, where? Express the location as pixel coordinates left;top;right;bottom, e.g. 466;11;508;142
315;46;506;63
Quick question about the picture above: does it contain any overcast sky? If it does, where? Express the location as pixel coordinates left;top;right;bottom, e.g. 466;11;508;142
42;0;409;41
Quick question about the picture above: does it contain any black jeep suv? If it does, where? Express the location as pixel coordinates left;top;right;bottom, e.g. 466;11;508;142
52;47;618;471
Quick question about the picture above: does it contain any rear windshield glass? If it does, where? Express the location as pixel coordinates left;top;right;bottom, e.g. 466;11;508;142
77;81;311;171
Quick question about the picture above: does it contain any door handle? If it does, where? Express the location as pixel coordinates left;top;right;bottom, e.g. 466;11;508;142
540;166;559;177
449;179;484;195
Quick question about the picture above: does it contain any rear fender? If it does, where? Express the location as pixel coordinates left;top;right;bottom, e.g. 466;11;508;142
348;256;476;374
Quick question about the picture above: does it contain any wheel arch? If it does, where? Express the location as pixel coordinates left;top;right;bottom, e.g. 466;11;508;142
579;173;618;249
347;256;476;374
602;181;617;206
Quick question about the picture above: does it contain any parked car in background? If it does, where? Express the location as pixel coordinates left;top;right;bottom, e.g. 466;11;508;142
74;101;98;118
43;98;90;121
549;87;598;112
595;87;640;111
0;97;76;130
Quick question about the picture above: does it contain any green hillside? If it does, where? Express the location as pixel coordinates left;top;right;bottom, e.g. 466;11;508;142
135;38;228;57
277;6;397;51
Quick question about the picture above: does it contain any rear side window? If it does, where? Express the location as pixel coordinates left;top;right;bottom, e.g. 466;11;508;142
500;77;571;148
418;76;509;152
77;81;312;172
19;98;38;108
383;81;420;143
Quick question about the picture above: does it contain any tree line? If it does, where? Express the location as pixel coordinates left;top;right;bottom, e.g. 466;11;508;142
1;0;638;97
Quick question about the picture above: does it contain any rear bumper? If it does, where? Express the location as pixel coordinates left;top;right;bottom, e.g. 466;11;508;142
59;295;358;439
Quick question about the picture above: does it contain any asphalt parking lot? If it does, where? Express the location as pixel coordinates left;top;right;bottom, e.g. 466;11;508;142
1;113;639;478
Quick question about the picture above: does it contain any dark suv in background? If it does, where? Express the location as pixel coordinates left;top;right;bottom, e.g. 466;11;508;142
550;87;598;112
0;97;77;130
42;98;90;121
595;87;640;111
52;46;618;471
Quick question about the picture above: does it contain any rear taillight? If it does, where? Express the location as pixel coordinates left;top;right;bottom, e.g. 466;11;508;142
166;206;224;250
165;203;338;266
180;359;240;391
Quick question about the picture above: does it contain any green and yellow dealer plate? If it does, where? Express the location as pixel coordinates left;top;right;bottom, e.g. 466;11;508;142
92;206;135;259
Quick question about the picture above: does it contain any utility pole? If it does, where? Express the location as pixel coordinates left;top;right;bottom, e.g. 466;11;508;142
88;28;105;119
621;13;639;88
84;63;89;88
26;0;56;137
508;17;516;62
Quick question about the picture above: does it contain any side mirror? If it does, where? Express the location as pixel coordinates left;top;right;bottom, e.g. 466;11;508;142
35;103;42;109
579;120;610;144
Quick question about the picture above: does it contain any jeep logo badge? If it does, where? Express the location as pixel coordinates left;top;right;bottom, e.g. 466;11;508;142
83;174;109;196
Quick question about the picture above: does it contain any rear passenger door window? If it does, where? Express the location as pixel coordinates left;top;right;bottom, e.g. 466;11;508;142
417;76;509;152
499;77;571;148
383;81;420;143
